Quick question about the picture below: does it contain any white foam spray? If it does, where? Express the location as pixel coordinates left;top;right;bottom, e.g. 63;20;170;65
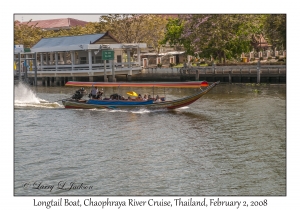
14;82;41;104
14;82;61;108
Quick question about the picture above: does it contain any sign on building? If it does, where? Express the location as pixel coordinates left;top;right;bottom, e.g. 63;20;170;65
102;50;114;60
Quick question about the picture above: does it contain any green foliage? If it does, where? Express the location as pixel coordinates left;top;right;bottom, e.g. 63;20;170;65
161;15;268;63
14;20;105;47
14;15;168;54
14;14;286;63
14;20;44;48
160;18;193;55
99;14;168;53
178;14;266;63
264;14;286;49
160;18;183;46
169;63;175;67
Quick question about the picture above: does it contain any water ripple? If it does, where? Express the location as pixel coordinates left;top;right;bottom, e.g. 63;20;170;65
14;84;286;196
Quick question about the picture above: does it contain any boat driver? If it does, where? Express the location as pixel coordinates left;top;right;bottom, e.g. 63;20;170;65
91;86;98;99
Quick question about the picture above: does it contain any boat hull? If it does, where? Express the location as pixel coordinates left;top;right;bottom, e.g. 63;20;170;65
62;81;219;109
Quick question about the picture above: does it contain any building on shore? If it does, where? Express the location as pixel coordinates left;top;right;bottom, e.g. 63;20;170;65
14;31;147;83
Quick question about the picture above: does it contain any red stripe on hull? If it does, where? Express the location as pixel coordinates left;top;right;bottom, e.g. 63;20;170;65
167;98;199;109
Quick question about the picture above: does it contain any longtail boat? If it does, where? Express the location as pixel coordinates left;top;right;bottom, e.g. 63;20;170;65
62;81;219;109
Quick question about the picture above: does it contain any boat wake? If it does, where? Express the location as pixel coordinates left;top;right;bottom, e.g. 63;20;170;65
89;107;189;114
130;108;151;114
89;108;152;114
177;106;189;110
14;82;62;109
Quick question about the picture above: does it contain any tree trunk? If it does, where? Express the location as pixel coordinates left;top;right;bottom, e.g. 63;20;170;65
223;51;226;63
218;51;222;63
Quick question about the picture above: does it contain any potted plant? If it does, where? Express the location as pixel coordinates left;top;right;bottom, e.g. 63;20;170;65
169;63;175;68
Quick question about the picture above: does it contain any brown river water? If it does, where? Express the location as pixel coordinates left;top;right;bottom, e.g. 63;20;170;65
14;82;286;196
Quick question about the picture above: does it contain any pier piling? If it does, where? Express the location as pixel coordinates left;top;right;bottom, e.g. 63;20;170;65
195;70;199;81
34;52;37;86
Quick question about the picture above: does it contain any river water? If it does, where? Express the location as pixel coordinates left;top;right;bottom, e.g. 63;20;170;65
14;82;286;196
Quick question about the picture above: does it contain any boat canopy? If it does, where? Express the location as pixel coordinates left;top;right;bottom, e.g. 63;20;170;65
65;81;209;88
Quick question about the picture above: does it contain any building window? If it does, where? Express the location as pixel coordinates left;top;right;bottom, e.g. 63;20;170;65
170;57;174;63
117;55;122;63
96;56;103;63
80;57;87;64
157;57;161;64
92;56;105;63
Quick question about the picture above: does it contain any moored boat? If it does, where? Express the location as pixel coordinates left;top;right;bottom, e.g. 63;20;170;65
62;81;219;109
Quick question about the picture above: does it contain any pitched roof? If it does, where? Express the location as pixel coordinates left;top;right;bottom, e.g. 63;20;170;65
32;34;105;49
93;31;120;44
20;18;88;30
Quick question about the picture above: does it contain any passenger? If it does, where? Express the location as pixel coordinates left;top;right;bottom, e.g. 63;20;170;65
148;95;152;100
136;94;143;101
128;96;131;101
143;94;148;101
155;95;161;102
96;89;103;99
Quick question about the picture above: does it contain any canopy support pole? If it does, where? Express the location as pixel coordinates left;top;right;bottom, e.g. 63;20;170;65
153;86;154;101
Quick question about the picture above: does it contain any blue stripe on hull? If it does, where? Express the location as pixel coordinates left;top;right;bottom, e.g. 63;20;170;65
86;100;154;106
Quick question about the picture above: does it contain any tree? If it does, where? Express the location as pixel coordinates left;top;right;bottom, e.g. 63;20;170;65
14;20;44;48
14;15;169;55
98;14;168;53
264;14;286;50
14;20;107;47
160;18;193;55
171;14;265;63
